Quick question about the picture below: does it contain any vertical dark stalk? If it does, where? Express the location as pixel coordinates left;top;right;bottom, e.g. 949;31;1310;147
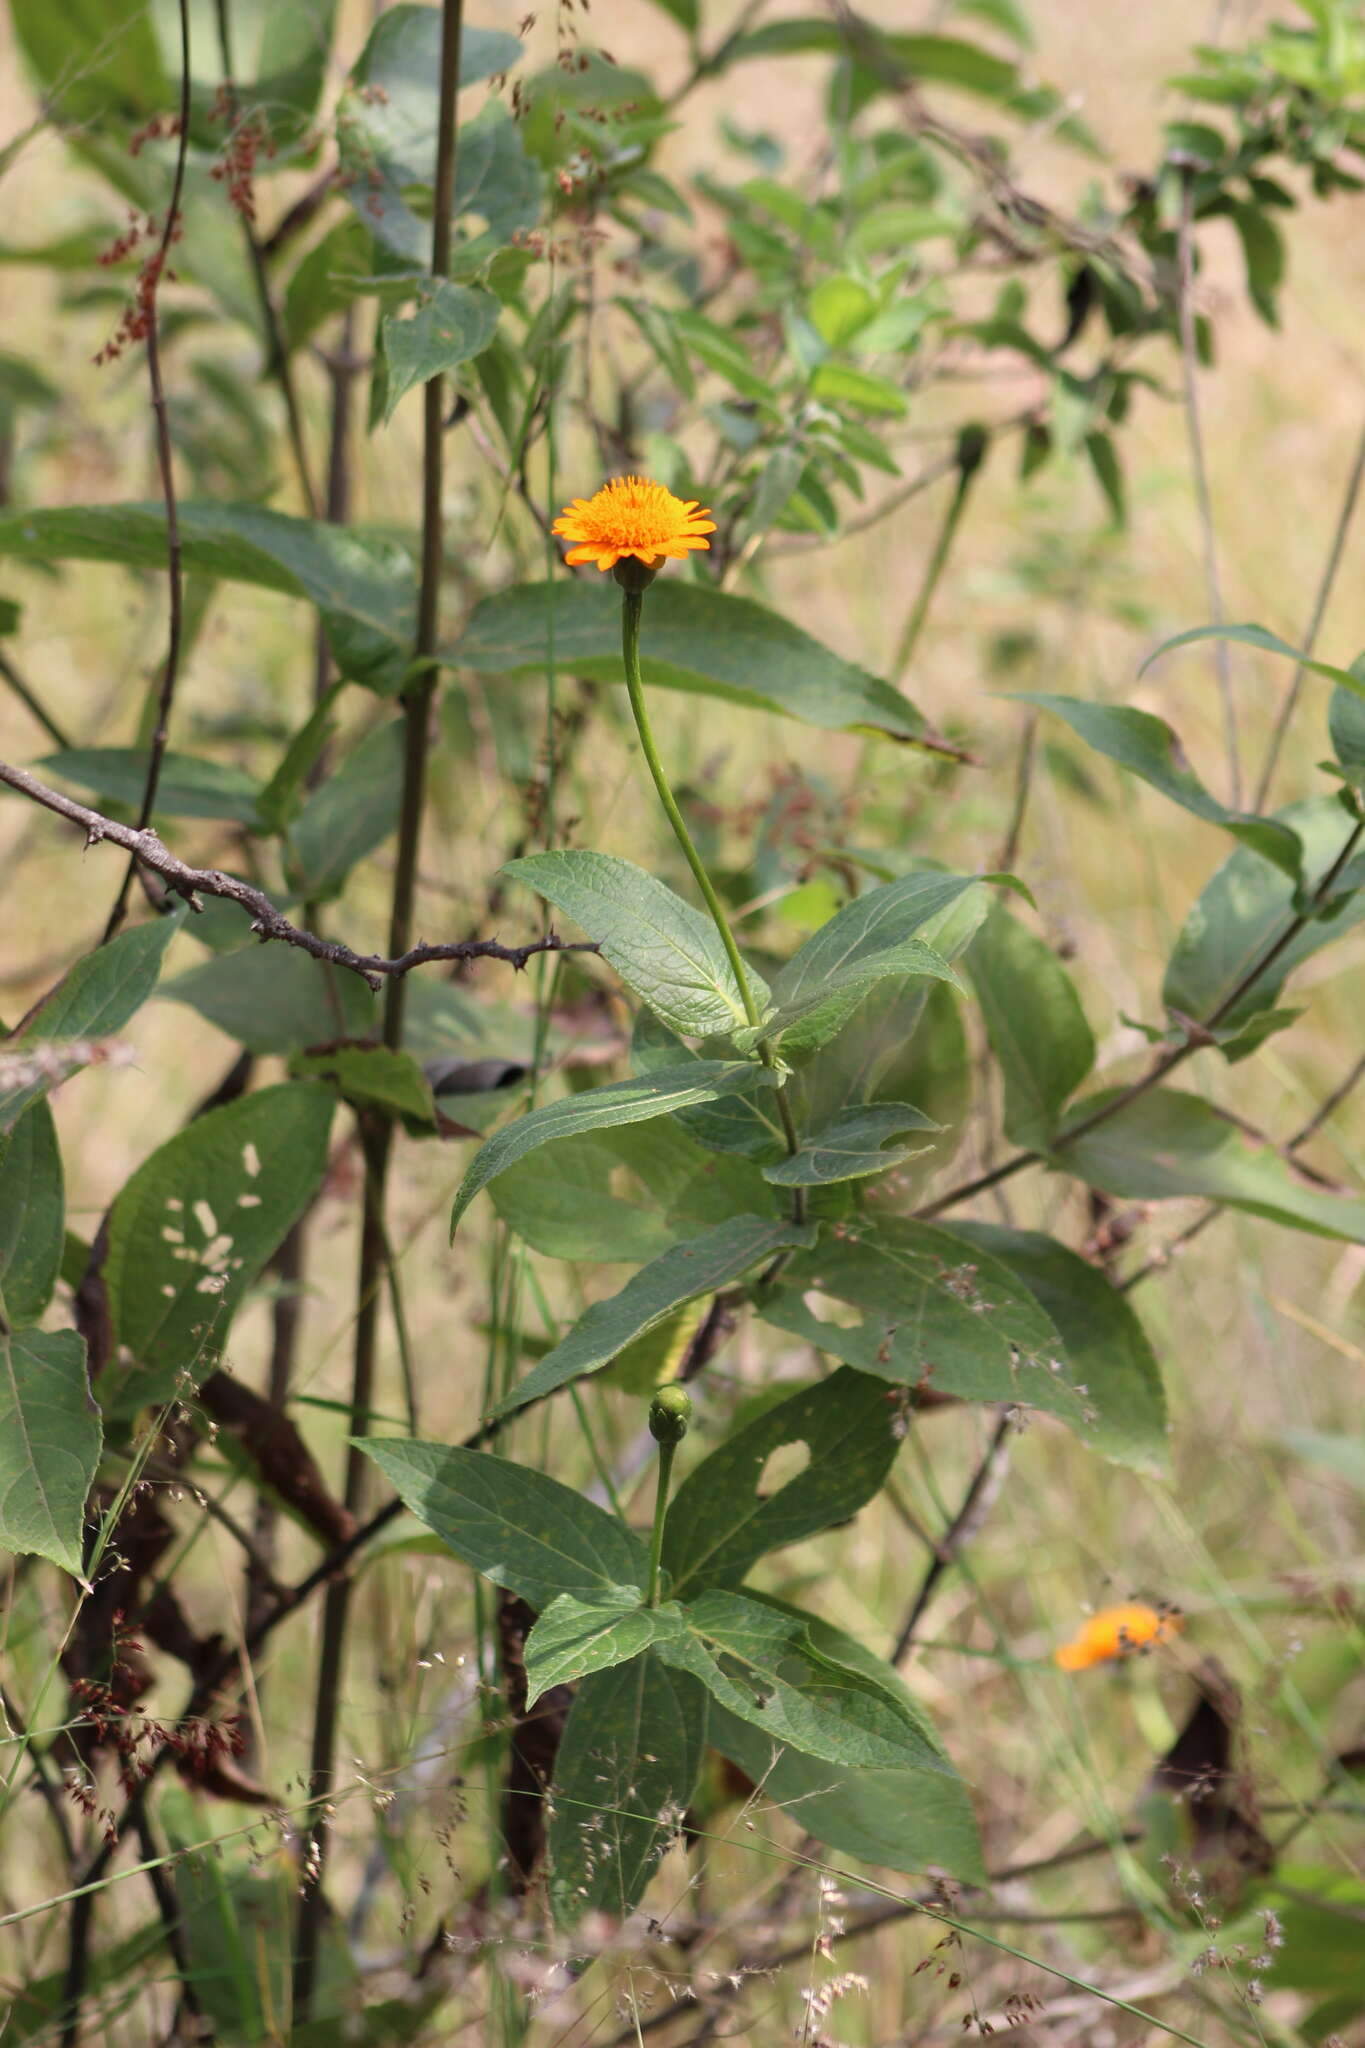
212;0;320;518
101;0;193;944
291;0;464;2020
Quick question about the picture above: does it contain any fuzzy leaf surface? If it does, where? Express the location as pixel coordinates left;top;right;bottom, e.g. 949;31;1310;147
524;1588;684;1706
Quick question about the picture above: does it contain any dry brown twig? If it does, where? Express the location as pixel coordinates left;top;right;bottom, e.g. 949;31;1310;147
0;757;598;991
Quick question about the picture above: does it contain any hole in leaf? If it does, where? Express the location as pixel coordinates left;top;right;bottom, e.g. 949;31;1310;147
756;1439;811;1499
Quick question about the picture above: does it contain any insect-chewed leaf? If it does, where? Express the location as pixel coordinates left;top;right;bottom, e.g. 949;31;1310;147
662;1369;904;1596
101;1084;335;1414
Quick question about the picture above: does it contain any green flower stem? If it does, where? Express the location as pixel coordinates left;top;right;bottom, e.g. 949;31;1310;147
620;587;805;1192
645;1435;677;1610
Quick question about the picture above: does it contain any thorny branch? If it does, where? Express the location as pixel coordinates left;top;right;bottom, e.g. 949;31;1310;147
0;758;598;990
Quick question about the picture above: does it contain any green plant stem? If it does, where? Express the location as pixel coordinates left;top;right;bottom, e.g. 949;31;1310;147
291;0;464;2021
888;434;982;682
619;588;805;1194
645;1439;678;1609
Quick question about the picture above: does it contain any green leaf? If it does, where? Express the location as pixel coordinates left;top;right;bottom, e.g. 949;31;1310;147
1329;674;1365;787
449;1063;777;1233
286;720;405;901
253;0;339;130
1059;1087;1365;1244
950;1225;1168;1473
762;871;977;1053
762;1103;939;1185
708;1602;982;1880
548;1655;707;1928
809;275;877;346
102;1084;336;1413
760;1219;1093;1431
524;1587;684;1706
503;849;767;1038
0;504;415;695
290;1044;436;1124
662;1369;904;1597
161;941;376;1055
455;580;949;748
1018;694;1304;879
37;748;265;825
0;913;183;1131
349;9;525;173
0;1102;64;1326
633;1014;790;1163
966;903;1095;1146
11;0;168;125
0;1328;99;1578
254;680;347;833
379;283;501;422
487;1215;816;1421
658;1589;954;1772
811;363;908;416
1139;622;1365;703
360;1439;648;1610
1163;796;1365;1032
487;1129;678;1262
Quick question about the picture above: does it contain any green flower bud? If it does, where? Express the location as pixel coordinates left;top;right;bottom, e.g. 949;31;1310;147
649;1384;693;1444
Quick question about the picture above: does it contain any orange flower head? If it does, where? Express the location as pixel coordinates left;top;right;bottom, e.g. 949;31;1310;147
552;475;715;577
1054;1601;1183;1673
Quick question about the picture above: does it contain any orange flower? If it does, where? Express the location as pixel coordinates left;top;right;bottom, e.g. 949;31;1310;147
1054;1601;1183;1672
552;475;715;573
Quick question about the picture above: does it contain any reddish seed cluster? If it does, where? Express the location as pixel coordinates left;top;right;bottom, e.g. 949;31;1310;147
206;88;277;227
127;112;182;157
68;1614;246;1800
93;214;183;365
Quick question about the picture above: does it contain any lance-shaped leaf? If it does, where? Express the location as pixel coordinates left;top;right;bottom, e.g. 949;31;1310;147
486;1214;816;1421
966;903;1095;1147
503;849;768;1038
662;1369;904;1597
1059;1088;1365;1244
1139;621;1365;703
525;1588;684;1706
1018;694;1303;880
0;504;416;694
761;871;977;1054
758;1219;1092;1431
548;1655;707;1928
449;1062;777;1233
102;1084;335;1413
0;1101;63;1326
658;1590;953;1773
950;1224;1168;1474
762;1102;939;1185
707;1602;982;1881
361;1439;648;1611
1163;795;1365;1034
0;912;183;1131
633;1013;789;1162
0;1328;99;1579
455;579;956;748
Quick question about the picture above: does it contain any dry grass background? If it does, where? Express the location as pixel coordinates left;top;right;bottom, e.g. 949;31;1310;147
1;0;1363;2041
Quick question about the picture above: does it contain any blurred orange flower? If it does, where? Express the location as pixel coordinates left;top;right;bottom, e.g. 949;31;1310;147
1054;1601;1183;1672
553;475;715;572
